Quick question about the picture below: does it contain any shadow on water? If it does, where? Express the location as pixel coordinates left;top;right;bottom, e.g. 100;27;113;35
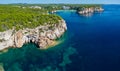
1;5;120;71
0;32;78;71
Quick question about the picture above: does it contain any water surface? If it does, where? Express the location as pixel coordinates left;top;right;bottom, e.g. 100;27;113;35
0;5;120;71
56;5;120;71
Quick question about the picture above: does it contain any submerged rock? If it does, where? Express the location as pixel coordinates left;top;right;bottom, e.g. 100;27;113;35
0;20;67;50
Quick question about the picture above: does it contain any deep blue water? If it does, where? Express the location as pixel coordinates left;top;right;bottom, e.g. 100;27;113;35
56;5;120;71
0;5;120;71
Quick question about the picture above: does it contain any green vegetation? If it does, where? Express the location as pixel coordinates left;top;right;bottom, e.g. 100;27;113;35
0;5;62;32
0;4;102;32
26;4;101;10
5;4;102;12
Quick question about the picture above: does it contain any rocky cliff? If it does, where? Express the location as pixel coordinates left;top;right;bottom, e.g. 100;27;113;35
0;20;67;50
78;7;104;16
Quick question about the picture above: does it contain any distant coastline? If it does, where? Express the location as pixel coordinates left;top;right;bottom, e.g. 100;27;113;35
0;4;104;50
56;10;76;12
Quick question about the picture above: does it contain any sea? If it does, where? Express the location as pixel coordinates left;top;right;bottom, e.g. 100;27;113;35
0;5;120;71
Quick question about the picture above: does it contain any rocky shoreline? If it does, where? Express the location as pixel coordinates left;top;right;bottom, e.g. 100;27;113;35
77;7;104;16
0;20;67;50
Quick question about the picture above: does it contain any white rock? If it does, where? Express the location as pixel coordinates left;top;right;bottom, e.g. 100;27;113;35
0;20;67;50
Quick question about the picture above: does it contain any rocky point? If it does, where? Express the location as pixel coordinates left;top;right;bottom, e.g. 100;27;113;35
0;20;67;50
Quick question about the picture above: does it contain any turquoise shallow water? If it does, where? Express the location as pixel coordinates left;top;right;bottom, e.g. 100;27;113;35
1;5;120;71
0;32;78;71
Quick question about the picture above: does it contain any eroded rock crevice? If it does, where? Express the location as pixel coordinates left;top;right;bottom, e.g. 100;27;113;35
0;20;67;50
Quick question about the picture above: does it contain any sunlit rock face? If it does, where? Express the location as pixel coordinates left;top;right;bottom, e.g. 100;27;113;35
78;7;104;16
0;20;67;50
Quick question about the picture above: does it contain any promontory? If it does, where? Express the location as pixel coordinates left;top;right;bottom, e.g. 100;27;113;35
0;5;67;50
0;4;104;50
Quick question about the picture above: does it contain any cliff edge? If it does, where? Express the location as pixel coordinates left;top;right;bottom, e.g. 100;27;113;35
0;20;67;50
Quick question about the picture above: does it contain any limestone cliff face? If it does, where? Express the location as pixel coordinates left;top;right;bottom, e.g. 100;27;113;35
0;20;67;50
78;7;104;16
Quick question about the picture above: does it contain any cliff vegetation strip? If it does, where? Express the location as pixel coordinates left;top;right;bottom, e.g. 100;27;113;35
0;6;62;32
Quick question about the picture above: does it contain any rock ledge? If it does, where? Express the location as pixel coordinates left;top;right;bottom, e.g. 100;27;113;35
0;20;67;50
